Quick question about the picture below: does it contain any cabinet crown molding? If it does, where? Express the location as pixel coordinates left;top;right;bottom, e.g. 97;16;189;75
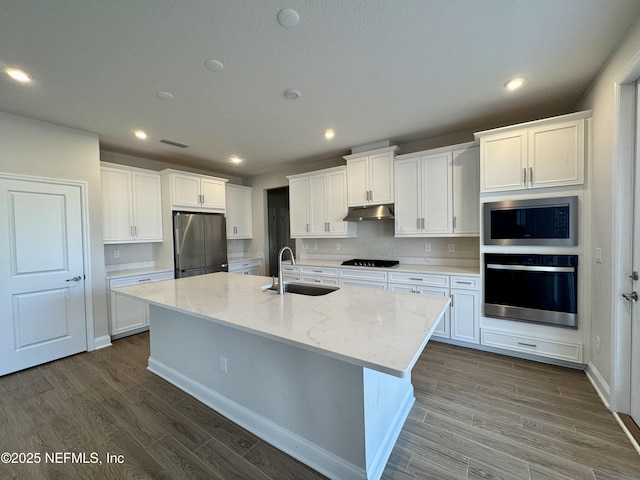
474;110;592;139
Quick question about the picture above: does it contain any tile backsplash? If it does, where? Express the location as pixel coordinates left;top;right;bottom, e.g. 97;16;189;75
295;221;479;267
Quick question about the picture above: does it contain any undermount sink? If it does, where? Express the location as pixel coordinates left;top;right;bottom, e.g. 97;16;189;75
263;282;339;296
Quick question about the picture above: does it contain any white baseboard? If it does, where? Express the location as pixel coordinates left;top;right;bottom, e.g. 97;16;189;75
585;361;611;409
148;357;368;480
92;335;112;350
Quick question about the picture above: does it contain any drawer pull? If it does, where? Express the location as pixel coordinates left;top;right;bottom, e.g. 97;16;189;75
138;278;152;283
410;277;423;281
456;281;472;285
518;342;537;348
313;270;323;273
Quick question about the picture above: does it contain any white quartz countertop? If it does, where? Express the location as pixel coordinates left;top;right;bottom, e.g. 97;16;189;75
114;272;450;378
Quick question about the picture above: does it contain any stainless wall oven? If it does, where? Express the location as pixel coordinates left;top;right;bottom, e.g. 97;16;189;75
484;253;578;328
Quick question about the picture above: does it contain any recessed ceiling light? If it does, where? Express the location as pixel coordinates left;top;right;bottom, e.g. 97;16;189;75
134;130;148;140
4;67;32;83
229;156;243;165
277;8;300;28
324;129;335;140
157;91;174;101
205;59;224;72
283;88;302;100
504;76;526;91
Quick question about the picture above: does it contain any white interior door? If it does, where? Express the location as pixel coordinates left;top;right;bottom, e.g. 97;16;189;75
0;178;87;376
631;81;640;423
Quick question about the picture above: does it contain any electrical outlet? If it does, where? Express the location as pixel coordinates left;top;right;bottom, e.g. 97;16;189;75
336;242;341;251
595;336;601;353
595;247;602;264
448;243;455;252
424;243;431;252
113;249;120;259
220;356;228;374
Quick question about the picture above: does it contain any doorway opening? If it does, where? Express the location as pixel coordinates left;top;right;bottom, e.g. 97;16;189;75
267;187;294;277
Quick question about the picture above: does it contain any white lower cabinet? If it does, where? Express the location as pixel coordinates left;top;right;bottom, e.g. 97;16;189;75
300;266;340;285
340;268;388;290
450;281;480;344
481;329;582;363
228;258;262;275
108;270;173;339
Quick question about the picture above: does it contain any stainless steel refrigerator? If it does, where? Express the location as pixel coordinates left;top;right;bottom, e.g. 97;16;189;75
173;211;228;278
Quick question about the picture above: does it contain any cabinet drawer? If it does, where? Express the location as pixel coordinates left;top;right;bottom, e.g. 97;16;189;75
388;271;449;287
280;265;300;275
341;279;386;290
340;268;388;282
451;275;479;290
109;271;173;288
299;266;339;276
481;329;582;363
300;275;340;285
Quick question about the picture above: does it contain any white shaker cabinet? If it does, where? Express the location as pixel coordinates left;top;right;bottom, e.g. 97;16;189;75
288;167;356;238
394;151;453;236
476;111;590;193
452;145;480;235
161;169;227;212
344;146;398;206
225;184;252;239
450;276;480;344
108;270;173;338
228;258;262;275
101;163;163;243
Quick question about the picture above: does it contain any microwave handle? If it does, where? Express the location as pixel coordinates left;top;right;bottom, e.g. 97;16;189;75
486;263;575;273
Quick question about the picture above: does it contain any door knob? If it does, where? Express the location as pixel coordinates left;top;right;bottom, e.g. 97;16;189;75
622;291;638;302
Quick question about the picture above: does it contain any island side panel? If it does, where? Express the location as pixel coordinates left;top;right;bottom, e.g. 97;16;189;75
148;304;373;478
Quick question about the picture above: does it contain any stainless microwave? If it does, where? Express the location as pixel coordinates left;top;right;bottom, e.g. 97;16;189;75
483;196;578;246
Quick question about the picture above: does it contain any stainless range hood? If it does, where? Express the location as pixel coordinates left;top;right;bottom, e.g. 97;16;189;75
342;204;394;222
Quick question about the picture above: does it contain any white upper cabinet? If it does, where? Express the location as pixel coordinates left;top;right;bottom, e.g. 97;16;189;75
225;184;252;239
161;169;227;212
452;145;480;235
475;111;590;193
394;142;478;237
288;166;356;238
344;146;398;206
101;163;163;243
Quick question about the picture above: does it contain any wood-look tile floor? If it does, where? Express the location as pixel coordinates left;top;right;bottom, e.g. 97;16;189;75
0;334;639;480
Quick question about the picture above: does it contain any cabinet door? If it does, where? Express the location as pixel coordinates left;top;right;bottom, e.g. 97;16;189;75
111;291;148;335
172;173;202;208
308;174;328;235
528;120;584;188
422;152;452;234
101;167;133;242
453;146;480;235
481;131;527;192
200;177;226;210
326;169;349;235
289;177;309;237
416;286;450;338
226;186;253;239
394;158;422;236
369;152;394;204
346;157;369;206
131;172;162;241
450;288;479;344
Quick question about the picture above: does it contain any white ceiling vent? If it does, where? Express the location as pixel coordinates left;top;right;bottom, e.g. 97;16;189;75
160;138;190;148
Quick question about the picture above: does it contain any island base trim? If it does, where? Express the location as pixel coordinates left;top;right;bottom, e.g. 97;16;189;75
148;357;367;480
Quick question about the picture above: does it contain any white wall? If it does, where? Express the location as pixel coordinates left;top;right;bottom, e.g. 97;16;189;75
0;112;108;340
576;16;640;397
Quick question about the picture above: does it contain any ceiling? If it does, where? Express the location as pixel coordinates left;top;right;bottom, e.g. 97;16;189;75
1;1;639;177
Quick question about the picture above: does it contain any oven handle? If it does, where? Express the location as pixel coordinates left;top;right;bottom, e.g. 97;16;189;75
486;264;575;273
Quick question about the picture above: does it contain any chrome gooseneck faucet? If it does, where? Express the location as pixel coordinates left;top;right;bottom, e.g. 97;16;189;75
277;246;296;295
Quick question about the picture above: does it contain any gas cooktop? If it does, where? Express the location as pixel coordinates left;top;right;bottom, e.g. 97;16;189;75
341;259;399;268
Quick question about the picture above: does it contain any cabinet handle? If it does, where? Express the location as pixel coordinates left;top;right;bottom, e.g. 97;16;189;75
138;278;152;283
417;218;421;230
306;223;310;232
134;225;138;236
518;342;537;348
369;190;373;201
130;226;134;236
456;281;472;285
453;216;457;229
450;294;454;308
529;167;534;186
313;270;323;273
409;277;423;281
421;218;425;229
523;168;527;185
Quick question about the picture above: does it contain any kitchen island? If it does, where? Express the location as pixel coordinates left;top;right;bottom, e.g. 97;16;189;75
114;272;449;480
